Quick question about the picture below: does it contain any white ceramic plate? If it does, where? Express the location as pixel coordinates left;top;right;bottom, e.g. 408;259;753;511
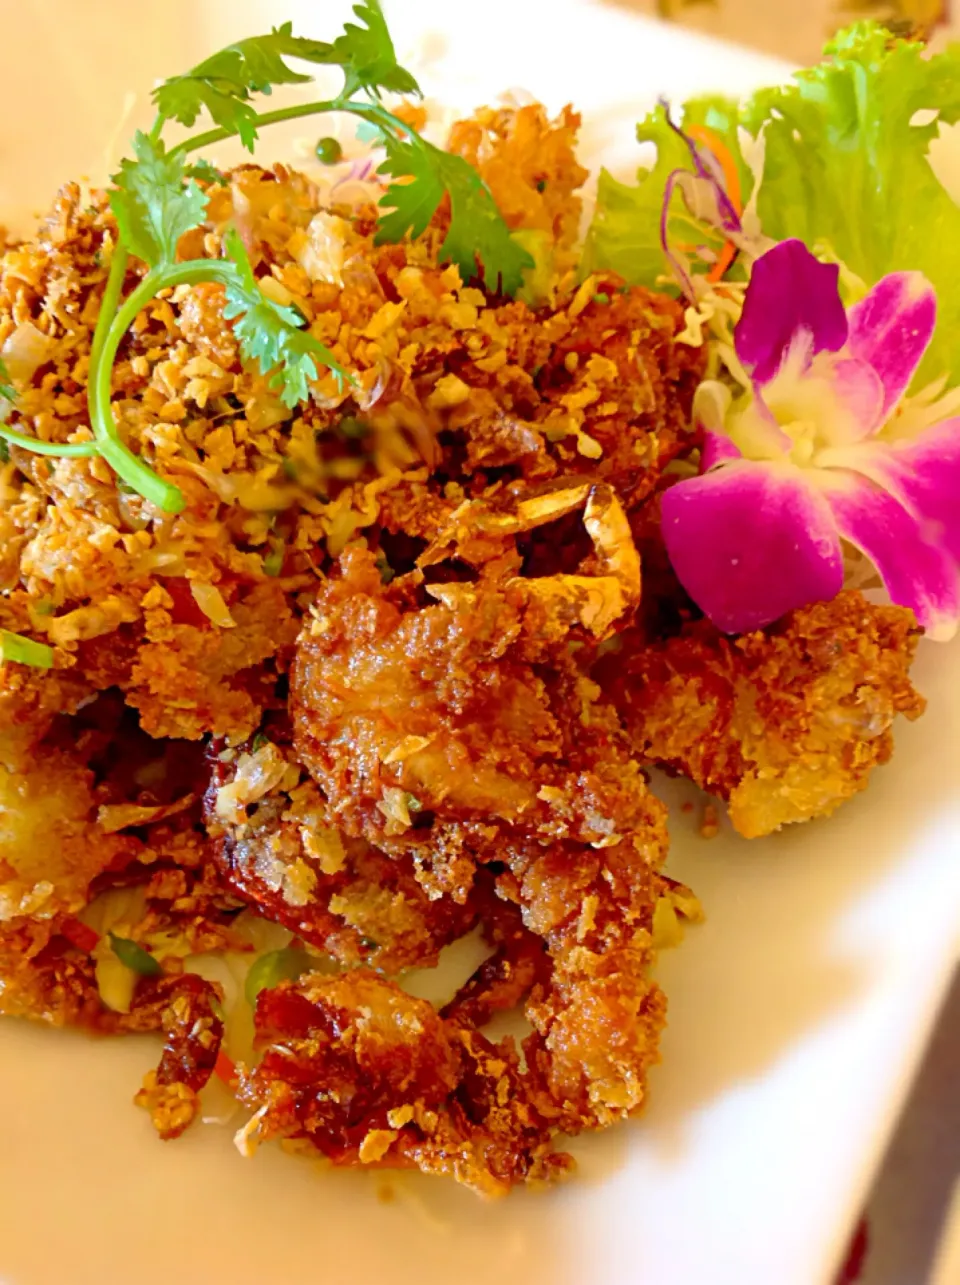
1;4;959;1284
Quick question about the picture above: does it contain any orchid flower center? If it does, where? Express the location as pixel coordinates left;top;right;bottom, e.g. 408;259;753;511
727;334;866;467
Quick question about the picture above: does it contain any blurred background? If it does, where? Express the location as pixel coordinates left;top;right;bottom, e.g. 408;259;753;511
630;0;949;61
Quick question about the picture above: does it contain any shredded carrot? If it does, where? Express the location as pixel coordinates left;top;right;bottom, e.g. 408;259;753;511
687;123;743;283
61;917;99;953
214;1050;238;1085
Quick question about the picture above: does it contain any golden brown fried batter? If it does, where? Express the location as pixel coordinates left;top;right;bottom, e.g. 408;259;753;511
447;103;588;272
0;746;134;923
239;970;571;1196
205;741;477;973
0;83;932;1199
131;973;225;1140
603;591;925;838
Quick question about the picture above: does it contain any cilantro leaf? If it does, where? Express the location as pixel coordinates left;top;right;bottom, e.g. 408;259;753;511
320;1;421;100
741;22;960;385
185;158;229;187
153;23;334;149
377;136;532;294
109;132;208;267
153;5;419;151
222;229;346;406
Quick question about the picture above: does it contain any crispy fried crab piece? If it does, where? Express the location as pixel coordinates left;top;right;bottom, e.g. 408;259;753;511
204;740;476;973
291;481;645;898
282;483;683;1156
237;970;573;1197
600;591;926;838
0;746;134;924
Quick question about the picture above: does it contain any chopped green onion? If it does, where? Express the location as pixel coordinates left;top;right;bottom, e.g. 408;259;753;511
315;136;343;164
245;946;312;1006
405;792;423;812
263;539;285;577
0;438;8;463
0;630;54;669
108;932;163;976
374;551;394;584
250;731;270;752
536;179;547;193
592;292;610;305
338;414;369;439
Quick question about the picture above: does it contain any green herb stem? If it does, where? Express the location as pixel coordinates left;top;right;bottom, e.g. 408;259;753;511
90;245;130;368
170;99;345;157
170;96;409;160
88;258;238;513
0;426;97;457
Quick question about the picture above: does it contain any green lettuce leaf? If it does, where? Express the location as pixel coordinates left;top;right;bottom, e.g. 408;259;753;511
582;22;960;384
742;22;960;384
580;96;750;288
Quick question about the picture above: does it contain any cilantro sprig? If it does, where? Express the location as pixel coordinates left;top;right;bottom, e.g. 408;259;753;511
0;1;528;512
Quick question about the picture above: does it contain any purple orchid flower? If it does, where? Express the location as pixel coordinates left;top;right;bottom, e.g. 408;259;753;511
661;238;960;641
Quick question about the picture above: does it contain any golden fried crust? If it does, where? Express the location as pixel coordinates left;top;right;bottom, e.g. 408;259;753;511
526;946;667;1130
0;746;135;923
291;544;667;895
603;591;926;837
447;104;589;264
205;748;477;973
239;970;571;1196
0;660;92;770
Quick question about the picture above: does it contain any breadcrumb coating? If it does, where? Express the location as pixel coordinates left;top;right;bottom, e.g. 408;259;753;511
0;94;927;1194
602;591;925;837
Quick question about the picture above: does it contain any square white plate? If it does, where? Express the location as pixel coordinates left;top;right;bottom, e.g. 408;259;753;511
1;4;958;1284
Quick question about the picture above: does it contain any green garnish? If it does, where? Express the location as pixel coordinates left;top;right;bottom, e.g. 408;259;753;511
536;179;547;193
184;158;229;187
592;291;610;305
262;539;285;577
0;630;54;669
0;358;15;426
245;946;312;1005
405;792;423;812
374;550;394;583
338;413;369;439
0;2;528;510
315;136;343;164
250;730;271;751
0;439;8;463
108;932;163;976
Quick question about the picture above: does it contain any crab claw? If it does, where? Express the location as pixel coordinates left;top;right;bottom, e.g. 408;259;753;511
423;482;640;640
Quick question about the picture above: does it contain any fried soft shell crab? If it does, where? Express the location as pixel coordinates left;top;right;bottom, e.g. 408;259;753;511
0;3;929;1198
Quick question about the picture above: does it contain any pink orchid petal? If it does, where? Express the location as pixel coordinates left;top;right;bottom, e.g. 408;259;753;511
847;272;936;417
818;470;960;641
824;417;960;564
661;462;844;634
702;430;742;470
735;239;848;385
830;358;886;442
